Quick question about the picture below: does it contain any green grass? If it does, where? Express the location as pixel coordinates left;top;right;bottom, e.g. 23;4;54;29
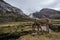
0;19;60;34
0;22;33;34
0;20;60;40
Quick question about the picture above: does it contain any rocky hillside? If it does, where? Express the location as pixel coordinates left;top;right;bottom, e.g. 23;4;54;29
31;8;60;19
0;0;30;22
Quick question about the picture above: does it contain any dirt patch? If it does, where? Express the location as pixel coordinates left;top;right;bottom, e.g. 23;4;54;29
18;32;60;40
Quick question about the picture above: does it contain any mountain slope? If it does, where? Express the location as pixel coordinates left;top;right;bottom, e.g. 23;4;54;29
32;8;60;19
0;0;30;22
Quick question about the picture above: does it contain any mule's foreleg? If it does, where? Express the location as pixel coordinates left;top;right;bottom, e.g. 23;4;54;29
32;24;36;33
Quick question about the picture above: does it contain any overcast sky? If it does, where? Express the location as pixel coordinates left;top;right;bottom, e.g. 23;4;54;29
4;0;60;15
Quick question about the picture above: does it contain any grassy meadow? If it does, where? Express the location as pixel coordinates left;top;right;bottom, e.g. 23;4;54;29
0;19;60;34
0;19;60;40
0;22;33;34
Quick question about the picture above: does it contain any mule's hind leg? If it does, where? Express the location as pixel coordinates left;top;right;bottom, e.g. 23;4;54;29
37;24;41;35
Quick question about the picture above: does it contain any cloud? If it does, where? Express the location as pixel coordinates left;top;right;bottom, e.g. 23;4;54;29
4;0;60;15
